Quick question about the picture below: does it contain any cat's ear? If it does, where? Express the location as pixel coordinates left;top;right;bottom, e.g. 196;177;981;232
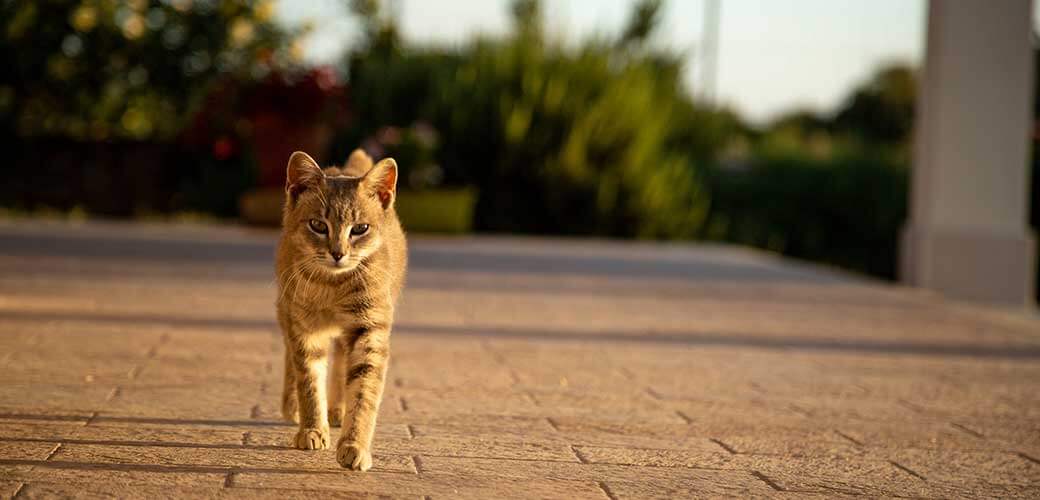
363;158;397;209
346;148;373;173
285;151;324;200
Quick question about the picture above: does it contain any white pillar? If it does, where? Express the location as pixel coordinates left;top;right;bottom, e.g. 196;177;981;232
901;0;1036;306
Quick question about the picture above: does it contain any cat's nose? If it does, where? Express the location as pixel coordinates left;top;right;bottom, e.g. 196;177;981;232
330;251;344;262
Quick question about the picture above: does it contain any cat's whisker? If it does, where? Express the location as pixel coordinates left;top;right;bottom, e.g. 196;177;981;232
276;262;300;300
280;259;311;303
291;263;313;305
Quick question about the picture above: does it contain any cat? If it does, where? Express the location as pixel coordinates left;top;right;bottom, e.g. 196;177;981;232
275;148;407;471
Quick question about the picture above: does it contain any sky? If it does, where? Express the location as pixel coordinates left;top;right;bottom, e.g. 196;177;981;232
276;0;937;125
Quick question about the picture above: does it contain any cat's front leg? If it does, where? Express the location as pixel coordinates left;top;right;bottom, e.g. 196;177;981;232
288;333;331;450
327;336;349;427
281;345;300;423
336;324;390;471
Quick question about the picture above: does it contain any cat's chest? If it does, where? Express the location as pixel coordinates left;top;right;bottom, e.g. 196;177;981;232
287;302;360;340
290;283;379;327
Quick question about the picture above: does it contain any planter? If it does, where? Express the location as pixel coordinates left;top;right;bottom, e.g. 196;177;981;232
238;187;285;226
395;188;477;234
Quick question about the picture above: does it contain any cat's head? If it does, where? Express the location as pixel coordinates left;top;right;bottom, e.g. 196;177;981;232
281;149;397;275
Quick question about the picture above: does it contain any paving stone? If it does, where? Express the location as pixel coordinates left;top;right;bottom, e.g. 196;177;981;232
0;421;90;442
2;221;1039;497
736;453;1040;498
403;414;558;441
71;423;254;447
0;383;118;413
234;470;605;498
0;440;60;461
379;435;578;462
837;419;991;451
101;383;264;420
13;482;204;499
2;465;227;489
526;389;681;422
0;441;53;484
572;444;734;469
600;470;777;498
130;357;271;386
1;359;139;386
0;327;163;361
248;424;413;448
414;454;777;498
887;448;1040;486
952;416;1040;451
391;387;539;415
0;481;22;498
0;409;93;427
50;443;416;474
711;433;866;458
732;454;933;496
85;414;291;432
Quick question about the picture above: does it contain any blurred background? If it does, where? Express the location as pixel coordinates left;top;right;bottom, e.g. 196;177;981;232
1;0;1036;302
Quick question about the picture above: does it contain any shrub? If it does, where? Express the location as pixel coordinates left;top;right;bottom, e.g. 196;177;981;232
704;153;908;279
338;0;733;239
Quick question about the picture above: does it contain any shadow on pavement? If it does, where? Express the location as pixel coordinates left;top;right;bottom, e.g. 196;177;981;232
4;309;1038;360
0;230;844;284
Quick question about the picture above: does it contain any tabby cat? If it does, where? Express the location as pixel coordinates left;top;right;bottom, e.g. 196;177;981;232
275;149;407;471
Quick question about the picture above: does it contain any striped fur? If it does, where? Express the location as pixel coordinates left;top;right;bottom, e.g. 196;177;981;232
275;149;407;471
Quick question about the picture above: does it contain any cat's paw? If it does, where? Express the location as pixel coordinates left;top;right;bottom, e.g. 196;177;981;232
336;441;373;471
328;407;343;427
293;427;329;450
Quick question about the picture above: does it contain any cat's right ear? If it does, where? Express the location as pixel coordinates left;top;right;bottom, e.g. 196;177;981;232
285;151;324;202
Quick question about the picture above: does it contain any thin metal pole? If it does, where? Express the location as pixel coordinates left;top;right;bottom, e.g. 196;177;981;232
701;0;721;105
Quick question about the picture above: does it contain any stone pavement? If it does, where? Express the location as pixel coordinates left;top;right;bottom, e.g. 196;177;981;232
0;220;1039;498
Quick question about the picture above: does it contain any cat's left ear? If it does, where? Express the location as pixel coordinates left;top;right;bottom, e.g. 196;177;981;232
363;158;397;209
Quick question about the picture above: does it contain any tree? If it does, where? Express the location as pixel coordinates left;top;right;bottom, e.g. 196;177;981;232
619;0;664;47
831;64;915;145
0;0;297;141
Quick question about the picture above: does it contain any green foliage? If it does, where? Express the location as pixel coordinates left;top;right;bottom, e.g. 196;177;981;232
438;39;713;238
703;63;917;281
832;65;915;146
704;154;908;279
342;0;730;239
0;0;296;141
619;0;664;47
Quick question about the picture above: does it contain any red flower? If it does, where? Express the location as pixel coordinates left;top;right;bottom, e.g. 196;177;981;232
313;66;339;91
213;136;235;159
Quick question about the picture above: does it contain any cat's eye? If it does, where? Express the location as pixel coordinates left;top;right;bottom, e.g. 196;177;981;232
350;224;369;236
308;219;328;234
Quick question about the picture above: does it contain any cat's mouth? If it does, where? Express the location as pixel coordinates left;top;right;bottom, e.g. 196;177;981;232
322;260;359;274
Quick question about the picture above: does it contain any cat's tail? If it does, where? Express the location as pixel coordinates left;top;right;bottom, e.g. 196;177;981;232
346;148;374;174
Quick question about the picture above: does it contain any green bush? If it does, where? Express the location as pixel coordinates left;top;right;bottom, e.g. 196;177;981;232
704;153;908;279
337;0;735;239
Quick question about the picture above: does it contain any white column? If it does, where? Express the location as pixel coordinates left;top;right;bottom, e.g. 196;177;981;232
901;0;1036;306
